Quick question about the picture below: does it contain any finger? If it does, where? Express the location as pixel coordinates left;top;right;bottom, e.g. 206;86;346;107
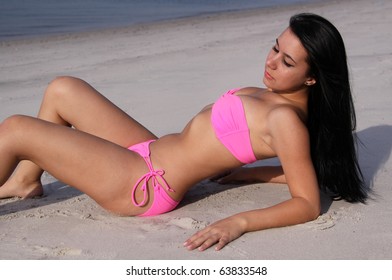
197;234;221;251
184;238;207;251
183;228;210;248
184;229;220;251
183;239;198;250
215;236;230;251
183;233;209;250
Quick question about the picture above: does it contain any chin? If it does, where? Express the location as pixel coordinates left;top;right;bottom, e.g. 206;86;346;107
262;77;270;87
263;80;275;91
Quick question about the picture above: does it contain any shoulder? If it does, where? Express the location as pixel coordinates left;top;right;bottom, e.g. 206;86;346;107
235;87;267;96
267;105;310;151
268;105;304;124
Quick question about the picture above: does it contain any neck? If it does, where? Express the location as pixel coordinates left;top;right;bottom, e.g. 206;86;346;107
270;87;310;114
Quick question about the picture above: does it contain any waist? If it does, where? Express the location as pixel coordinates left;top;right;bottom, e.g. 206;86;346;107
149;132;243;189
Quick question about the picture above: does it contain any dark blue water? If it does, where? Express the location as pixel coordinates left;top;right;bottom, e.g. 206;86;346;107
0;0;319;40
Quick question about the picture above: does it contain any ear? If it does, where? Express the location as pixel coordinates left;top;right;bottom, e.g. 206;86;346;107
305;77;316;86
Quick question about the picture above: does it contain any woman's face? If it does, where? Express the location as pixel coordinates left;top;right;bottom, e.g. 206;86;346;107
263;27;315;93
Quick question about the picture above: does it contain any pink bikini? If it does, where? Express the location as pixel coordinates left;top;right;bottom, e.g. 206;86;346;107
211;88;257;164
130;88;257;216
128;140;179;217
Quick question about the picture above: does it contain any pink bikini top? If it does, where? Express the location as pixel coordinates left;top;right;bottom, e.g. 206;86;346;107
211;88;257;164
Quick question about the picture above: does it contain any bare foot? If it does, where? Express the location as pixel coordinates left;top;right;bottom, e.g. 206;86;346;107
0;176;43;199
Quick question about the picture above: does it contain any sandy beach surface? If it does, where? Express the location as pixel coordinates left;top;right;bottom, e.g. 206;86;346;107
1;0;392;261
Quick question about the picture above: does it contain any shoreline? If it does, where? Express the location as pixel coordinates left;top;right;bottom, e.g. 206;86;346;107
0;0;326;44
1;0;392;260
0;0;329;45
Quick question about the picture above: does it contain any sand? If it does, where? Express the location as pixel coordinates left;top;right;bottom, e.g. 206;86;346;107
1;0;392;262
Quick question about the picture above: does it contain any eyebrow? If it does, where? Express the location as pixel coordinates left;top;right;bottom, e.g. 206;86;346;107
276;38;297;64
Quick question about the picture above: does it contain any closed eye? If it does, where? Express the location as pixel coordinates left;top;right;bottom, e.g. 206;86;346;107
272;45;294;67
283;60;294;67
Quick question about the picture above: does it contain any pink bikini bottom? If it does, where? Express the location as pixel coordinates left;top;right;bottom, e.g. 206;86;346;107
128;139;179;217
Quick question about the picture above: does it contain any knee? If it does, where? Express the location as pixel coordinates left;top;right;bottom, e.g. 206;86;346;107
1;114;31;129
0;115;31;136
45;76;85;101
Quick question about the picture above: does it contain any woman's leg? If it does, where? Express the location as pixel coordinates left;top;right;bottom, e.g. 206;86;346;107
0;115;151;216
0;76;156;199
37;76;156;145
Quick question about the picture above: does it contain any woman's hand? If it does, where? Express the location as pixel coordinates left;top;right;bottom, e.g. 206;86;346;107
183;215;246;251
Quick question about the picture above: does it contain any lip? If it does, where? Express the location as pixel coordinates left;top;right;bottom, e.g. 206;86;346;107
264;70;273;80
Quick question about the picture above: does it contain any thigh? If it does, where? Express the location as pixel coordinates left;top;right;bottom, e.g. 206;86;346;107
42;76;157;147
12;116;150;215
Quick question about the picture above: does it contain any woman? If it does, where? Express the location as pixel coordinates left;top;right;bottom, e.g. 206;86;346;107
0;13;367;251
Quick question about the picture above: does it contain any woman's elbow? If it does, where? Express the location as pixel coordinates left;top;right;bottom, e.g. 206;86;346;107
308;201;321;221
301;197;321;221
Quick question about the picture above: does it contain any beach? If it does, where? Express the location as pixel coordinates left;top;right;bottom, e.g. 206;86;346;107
1;0;392;263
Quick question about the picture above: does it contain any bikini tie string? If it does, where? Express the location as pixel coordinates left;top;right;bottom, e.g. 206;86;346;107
131;157;174;208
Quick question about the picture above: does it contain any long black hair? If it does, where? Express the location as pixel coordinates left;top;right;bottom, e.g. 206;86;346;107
289;13;367;203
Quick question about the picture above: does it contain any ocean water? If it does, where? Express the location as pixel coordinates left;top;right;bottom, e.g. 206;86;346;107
0;0;319;40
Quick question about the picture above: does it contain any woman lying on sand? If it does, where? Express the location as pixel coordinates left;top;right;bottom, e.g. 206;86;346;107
0;13;367;251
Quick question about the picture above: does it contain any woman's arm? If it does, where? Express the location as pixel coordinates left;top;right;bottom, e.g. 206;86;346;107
184;107;321;251
214;165;286;184
184;197;319;251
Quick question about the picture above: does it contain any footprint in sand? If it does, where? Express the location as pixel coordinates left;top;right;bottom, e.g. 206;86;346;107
168;217;208;230
309;215;336;230
307;209;345;230
32;245;83;257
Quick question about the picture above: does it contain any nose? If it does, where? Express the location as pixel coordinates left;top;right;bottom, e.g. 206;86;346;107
266;52;278;70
